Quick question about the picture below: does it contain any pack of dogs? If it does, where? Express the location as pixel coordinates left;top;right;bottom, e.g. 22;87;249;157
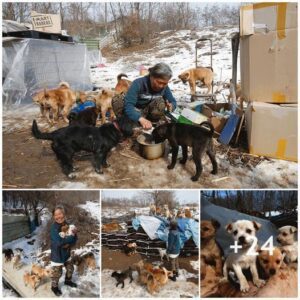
31;68;220;181
3;247;97;291
201;219;298;293
111;260;173;294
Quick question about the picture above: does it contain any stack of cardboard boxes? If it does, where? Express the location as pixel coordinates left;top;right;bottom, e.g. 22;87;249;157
240;3;298;161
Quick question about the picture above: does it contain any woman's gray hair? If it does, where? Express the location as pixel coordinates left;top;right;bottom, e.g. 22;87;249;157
148;63;173;79
52;204;66;216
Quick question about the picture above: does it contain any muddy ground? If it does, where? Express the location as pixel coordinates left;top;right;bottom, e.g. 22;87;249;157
101;248;199;285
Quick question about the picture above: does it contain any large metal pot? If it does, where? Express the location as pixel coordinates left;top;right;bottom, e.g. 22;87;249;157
137;133;165;160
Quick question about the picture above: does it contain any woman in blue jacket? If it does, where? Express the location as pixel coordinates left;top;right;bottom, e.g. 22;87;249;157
112;62;177;129
50;205;78;296
167;219;181;281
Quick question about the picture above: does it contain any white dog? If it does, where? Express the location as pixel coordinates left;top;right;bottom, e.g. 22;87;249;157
222;220;265;292
158;248;169;261
277;225;298;263
59;224;77;238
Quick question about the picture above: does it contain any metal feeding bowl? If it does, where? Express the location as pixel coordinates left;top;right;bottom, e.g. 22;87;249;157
136;133;165;160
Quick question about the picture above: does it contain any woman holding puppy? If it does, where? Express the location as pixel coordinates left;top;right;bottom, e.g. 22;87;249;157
167;219;181;281
50;205;78;296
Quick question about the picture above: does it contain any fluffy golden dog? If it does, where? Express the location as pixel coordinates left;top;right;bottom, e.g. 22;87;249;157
115;73;132;94
178;67;214;95
32;82;76;123
102;222;122;232
95;89;116;124
31;264;52;278
23;271;41;291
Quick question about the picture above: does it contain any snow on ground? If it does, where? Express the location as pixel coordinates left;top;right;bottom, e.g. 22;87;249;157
78;200;100;222
3;26;297;188
102;207;150;219
3;287;19;298
101;268;198;298
190;259;199;271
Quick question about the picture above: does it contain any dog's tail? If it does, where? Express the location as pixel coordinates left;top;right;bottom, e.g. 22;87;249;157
199;121;214;136
117;73;128;81
59;81;70;89
32;120;54;140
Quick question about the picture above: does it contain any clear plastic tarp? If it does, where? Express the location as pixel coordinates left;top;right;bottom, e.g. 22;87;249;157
3;38;93;106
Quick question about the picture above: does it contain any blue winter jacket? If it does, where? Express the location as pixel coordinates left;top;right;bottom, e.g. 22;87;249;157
124;75;177;122
50;222;77;263
167;229;181;255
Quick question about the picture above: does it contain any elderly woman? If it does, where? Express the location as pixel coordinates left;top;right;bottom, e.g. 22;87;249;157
50;205;77;296
112;62;177;129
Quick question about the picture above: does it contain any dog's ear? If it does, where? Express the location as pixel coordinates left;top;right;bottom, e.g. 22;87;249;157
252;221;262;231
102;89;107;95
225;223;233;233
211;219;220;230
289;226;297;233
44;88;49;98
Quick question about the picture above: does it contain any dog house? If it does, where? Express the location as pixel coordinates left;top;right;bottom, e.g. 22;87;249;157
3;20;93;106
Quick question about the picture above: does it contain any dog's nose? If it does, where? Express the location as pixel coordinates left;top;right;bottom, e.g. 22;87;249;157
238;236;245;244
270;268;276;275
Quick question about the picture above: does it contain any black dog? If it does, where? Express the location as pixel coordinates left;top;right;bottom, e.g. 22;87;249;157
3;248;14;262
32;115;135;178
111;267;133;288
68;107;98;127
152;121;217;181
123;242;137;256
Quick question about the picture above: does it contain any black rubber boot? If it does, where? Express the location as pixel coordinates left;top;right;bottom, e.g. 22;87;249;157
64;280;77;288
174;270;179;277
51;286;62;296
169;275;177;282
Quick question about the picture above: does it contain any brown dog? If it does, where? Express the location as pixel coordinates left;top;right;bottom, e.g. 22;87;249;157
32;82;76;123
23;271;41;291
31;264;52;279
258;247;285;278
201;219;223;276
96;89;116;124
178;67;214;95
115;74;132;94
227;81;245;109
102;222;122;233
71;252;97;275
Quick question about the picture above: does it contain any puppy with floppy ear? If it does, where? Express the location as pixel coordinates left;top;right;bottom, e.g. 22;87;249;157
96;89;116;124
201;219;223;276
276;226;298;264
222;220;265;292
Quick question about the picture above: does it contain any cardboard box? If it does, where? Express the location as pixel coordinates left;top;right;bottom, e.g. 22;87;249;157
201;103;243;134
245;102;297;161
31;11;61;34
240;3;297;36
240;3;298;103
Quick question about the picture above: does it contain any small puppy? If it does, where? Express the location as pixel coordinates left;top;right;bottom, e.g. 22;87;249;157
158;248;169;261
111;267;133;288
59;224;77;238
123;242;137;256
23;271;41;291
115;73;132;94
12;254;22;269
32;115;135;178
31;264;52;278
72;252;97;275
3;248;14;262
227;80;245;109
277;226;298;263
102;223;122;233
178;67;214;95
257;247;285;278
152;121;217;181
222;220;265;292
96;89;116;124
201;219;223;276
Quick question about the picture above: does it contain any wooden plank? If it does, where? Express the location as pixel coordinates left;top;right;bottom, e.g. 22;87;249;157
3;255;54;298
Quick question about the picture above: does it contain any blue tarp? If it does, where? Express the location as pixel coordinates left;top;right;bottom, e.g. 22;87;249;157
132;216;199;248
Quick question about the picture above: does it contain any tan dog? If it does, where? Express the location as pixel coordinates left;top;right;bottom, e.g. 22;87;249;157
258;247;285;278
276;226;298;264
31;264;52;278
227;81;245;109
71;252;97;275
115;73;132;94
185;208;192;218
32;82;76;123
178;67;214;95
95;89;116;124
23;271;41;291
12;254;22;269
102;222;122;232
201;219;223;276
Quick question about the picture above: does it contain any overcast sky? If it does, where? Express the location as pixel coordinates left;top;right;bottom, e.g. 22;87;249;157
102;190;199;204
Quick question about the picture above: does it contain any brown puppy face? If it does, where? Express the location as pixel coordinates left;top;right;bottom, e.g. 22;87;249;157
258;247;285;278
178;72;190;83
201;219;220;240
